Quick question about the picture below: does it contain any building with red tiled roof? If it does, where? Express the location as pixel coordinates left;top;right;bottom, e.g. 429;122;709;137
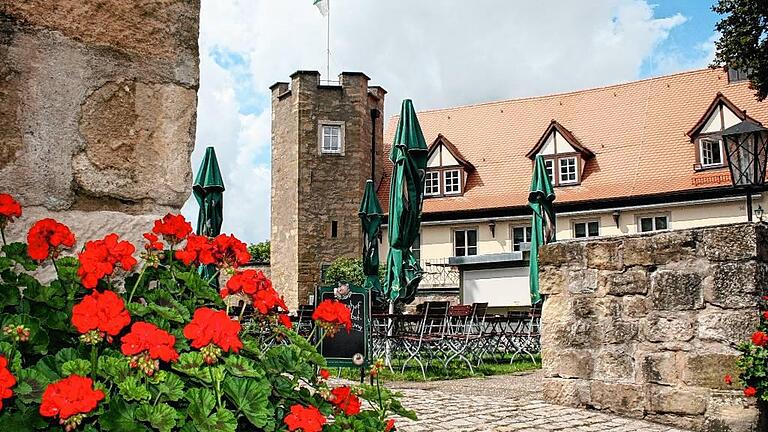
377;68;768;308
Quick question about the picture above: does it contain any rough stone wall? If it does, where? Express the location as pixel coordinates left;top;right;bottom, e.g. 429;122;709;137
0;1;199;247
270;71;386;309
540;223;766;432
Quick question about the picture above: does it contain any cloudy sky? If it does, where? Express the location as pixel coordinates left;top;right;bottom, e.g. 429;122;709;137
181;0;720;244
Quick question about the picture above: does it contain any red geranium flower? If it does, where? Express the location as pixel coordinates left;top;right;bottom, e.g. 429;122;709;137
209;234;250;268
77;234;137;289
121;322;179;363
184;307;242;356
152;213;192;244
39;375;104;421
284;404;326;432
27;218;75;261
725;375;733;385
142;233;164;251
175;234;215;266
71;290;130;337
745;386;757;397
385;419;396;432
0;194;22;225
319;369;330;380
221;270;288;314
329;386;361;416
0;355;16;411
752;331;768;347
313;299;352;335
278;313;293;329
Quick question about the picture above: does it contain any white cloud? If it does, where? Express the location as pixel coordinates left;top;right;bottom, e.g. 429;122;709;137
188;0;699;243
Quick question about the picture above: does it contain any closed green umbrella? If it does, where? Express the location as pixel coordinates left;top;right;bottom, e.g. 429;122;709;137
359;180;384;293
528;155;556;305
383;100;429;306
193;147;225;287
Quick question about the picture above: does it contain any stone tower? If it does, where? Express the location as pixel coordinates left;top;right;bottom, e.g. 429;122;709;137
270;71;386;309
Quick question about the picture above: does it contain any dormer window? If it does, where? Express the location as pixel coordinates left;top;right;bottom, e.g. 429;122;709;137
687;93;754;171
423;134;475;197
527;120;594;187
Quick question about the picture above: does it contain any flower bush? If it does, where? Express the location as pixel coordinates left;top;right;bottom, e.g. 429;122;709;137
730;297;768;401
0;193;414;431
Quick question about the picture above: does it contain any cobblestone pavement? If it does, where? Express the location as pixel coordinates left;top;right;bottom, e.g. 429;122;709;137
384;372;690;432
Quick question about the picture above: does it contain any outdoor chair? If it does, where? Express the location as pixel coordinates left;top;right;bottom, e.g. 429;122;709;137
296;304;315;337
509;306;540;364
442;305;475;372
399;301;450;380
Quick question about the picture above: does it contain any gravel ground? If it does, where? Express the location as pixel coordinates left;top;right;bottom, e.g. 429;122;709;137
384;369;543;401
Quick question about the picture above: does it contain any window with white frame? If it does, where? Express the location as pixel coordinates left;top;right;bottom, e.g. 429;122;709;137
424;171;440;196
320;124;342;154
412;232;421;262
444;170;461;194
454;229;477;257
544;159;554;184
574;221;599;238
638;215;668;233
699;137;723;167
512;226;532;252
558;157;578;184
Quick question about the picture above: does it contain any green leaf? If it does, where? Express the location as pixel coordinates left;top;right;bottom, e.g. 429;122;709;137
136;403;177;432
61;359;91;376
101;399;150;432
154;371;185;402
173;352;211;383
2;243;37;271
147;303;185;323
208;408;238;432
224;355;264;378
15;367;53;404
99;355;131;381
0;313;49;354
222;376;273;428
185;388;216;425
55;347;82;364
119;375;152;402
0;257;13;272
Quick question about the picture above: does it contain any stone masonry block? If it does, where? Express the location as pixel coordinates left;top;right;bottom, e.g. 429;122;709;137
598;267;649;296
542;319;599;350
705;261;760;309
600;319;639;344
643;312;696;343
585;240;623;270
542;348;593;379
624;230;697;266
698;308;760;345
566;269;598;294
538;241;584;267
639;351;680;385
649;270;703;311
542;378;590;407
682;352;741;390
701;223;758;261
593;349;635;382
648;384;707;415
539;265;565;295
589;381;647;418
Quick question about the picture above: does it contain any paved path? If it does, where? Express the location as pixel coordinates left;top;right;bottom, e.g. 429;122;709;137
384;372;690;432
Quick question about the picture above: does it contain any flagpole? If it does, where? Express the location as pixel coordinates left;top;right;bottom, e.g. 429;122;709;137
326;0;330;81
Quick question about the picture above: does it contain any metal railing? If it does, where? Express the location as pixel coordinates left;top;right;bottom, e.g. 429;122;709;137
419;258;460;288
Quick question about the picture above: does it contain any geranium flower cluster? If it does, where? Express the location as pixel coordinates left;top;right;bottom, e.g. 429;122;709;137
77;233;137;289
0;193;21;229
184;307;243;364
175;233;250;269
71;290;131;343
121;322;179;376
283;404;327;432
26;218;75;261
329;386;361;416
39;375;105;430
0;356;15;411
222;270;289;318
312;299;353;337
152;213;193;244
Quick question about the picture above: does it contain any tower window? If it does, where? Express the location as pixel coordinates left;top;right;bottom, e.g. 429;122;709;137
331;221;338;238
318;121;345;154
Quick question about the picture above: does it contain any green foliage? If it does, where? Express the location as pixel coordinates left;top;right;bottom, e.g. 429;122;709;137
246;241;270;263
712;0;768;100
0;215;412;431
323;257;385;287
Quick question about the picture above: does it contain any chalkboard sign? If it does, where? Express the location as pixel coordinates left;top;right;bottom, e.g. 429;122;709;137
316;283;371;368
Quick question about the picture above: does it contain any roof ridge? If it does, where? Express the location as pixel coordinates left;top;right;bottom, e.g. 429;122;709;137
388;68;719;119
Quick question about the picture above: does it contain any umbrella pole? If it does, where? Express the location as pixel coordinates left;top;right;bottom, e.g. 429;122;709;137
385;300;394;371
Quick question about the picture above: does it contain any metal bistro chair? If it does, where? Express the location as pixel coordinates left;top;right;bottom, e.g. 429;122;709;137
509;305;541;365
296;304;315;337
399;301;450;380
443;305;475;373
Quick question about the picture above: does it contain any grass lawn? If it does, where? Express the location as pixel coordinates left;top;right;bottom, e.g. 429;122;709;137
338;355;541;382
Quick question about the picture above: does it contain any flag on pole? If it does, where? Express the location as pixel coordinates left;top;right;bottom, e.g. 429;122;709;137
313;0;328;16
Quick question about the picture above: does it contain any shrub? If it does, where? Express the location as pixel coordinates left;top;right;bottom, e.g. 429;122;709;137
0;193;413;431
247;242;270;264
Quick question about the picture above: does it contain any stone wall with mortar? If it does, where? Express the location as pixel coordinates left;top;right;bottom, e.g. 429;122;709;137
270;71;386;310
540;223;766;431
0;1;199;248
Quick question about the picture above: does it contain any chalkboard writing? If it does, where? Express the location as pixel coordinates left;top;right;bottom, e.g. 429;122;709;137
316;284;370;368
